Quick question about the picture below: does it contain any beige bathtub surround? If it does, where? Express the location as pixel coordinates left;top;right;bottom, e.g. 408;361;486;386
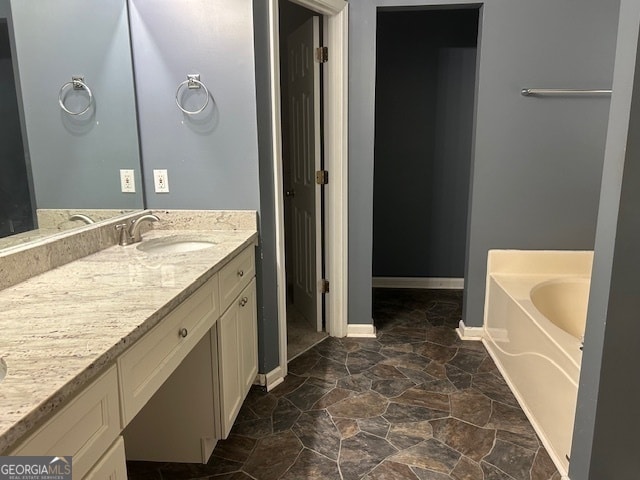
482;249;593;477
487;249;593;277
0;227;258;454
152;210;258;231
0;211;147;291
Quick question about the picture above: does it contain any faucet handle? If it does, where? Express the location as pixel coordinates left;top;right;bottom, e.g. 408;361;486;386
116;223;133;246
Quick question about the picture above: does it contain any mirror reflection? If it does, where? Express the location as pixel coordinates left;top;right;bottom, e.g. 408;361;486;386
0;0;144;249
0;12;32;239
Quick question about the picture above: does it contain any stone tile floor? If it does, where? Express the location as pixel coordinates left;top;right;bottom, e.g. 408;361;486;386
127;289;560;480
286;304;328;361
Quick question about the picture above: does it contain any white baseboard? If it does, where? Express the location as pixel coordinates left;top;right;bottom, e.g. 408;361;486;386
347;324;377;338
456;320;484;341
200;437;217;463
255;365;285;392
372;277;464;289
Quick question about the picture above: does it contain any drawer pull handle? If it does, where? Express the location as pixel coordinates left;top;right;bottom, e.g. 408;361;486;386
239;296;249;307
179;328;188;338
237;269;244;277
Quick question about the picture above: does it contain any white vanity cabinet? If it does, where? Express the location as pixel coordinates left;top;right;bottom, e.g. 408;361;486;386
117;274;220;425
9;366;122;480
123;243;258;459
6;242;259;475
216;246;257;437
122;332;219;463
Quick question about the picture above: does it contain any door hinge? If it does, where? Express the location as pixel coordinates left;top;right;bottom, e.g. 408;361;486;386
320;279;330;294
316;170;328;185
316;46;328;63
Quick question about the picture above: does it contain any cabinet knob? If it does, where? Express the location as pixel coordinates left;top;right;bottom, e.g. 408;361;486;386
237;269;244;277
178;328;188;338
239;296;249;307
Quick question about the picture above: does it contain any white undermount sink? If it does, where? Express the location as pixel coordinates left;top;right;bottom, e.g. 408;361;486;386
136;237;217;254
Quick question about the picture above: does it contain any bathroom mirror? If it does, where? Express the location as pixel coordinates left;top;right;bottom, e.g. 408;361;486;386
0;0;144;251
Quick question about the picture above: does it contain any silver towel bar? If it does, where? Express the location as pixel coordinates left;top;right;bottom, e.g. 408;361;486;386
521;88;612;97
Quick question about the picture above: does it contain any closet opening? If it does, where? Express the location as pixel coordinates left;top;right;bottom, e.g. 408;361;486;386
372;6;480;323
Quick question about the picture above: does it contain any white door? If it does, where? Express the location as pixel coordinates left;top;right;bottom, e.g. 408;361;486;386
287;17;322;332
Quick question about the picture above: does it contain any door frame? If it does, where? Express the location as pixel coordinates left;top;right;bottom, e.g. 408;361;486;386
267;0;348;379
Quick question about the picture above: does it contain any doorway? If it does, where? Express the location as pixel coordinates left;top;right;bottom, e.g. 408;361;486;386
372;8;480;302
264;0;347;389
279;0;328;361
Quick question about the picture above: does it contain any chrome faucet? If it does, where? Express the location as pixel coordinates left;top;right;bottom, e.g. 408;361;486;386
69;214;95;224
116;214;160;246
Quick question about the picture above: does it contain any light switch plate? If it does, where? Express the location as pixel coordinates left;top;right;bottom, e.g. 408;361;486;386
153;169;169;193
120;169;135;193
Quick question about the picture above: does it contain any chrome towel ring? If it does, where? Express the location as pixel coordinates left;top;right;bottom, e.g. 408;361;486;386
175;74;210;115
58;76;93;115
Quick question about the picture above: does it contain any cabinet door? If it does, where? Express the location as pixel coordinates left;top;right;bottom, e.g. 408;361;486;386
83;437;127;480
218;298;243;437
11;366;120;480
238;279;258;394
217;279;258;437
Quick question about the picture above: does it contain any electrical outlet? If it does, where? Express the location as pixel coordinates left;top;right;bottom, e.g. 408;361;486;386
153;169;169;193
120;169;135;193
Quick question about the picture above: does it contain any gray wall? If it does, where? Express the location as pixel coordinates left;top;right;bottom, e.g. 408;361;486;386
430;48;476;276
570;1;640;478
349;0;619;326
462;0;619;328
253;0;281;374
10;0;143;209
129;0;260;210
372;10;477;278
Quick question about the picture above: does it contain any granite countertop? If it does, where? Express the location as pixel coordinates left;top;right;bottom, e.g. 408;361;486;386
0;228;258;454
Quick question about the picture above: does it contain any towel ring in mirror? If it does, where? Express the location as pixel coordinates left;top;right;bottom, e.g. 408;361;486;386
58;76;93;116
175;74;210;115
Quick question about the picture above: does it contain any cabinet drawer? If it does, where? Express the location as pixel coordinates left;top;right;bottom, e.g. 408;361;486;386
118;274;219;425
11;366;120;480
83;437;126;480
219;246;255;312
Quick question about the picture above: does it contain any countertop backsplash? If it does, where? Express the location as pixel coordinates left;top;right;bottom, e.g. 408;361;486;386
0;210;258;291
